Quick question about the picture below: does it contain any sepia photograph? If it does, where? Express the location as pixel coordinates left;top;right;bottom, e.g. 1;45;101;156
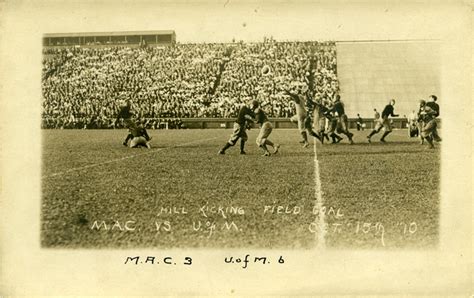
1;0;471;296
41;32;441;249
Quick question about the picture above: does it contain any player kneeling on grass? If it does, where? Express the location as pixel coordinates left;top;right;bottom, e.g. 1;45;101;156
123;122;152;149
367;99;398;143
254;100;280;156
218;100;256;155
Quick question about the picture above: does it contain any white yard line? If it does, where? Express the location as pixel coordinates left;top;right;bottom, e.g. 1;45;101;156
43;137;218;179
313;140;327;249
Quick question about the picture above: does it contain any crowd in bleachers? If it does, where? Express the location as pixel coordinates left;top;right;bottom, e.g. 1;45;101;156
41;39;338;129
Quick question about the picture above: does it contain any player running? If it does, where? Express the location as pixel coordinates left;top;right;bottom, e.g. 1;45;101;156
367;99;399;143
311;97;335;144
218;100;256;155
327;95;354;144
253;100;280;156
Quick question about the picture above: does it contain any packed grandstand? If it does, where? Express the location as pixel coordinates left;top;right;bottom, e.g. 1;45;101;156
41;39;338;129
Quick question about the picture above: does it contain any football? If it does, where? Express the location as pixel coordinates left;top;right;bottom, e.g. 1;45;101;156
261;64;271;76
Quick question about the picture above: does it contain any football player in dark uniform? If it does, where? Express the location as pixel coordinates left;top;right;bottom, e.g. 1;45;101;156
218;100;257;155
116;99;137;146
124;121;152;149
327;95;354;144
367;99;399;143
420;95;441;149
313;99;332;144
116;100;133;128
424;95;441;141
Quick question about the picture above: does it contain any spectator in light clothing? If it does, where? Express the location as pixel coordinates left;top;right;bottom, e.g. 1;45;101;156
41;41;339;127
356;113;364;131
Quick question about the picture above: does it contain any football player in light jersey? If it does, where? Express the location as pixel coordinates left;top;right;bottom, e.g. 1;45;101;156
286;87;309;147
253;100;280;156
285;87;321;147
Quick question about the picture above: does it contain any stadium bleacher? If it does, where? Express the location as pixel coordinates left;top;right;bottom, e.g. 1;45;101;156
41;38;439;129
41;40;338;128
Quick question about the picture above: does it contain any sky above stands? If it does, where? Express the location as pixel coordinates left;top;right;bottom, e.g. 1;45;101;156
3;0;464;43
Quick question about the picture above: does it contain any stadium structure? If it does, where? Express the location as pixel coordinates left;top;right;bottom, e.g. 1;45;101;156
43;30;176;47
42;30;440;130
41;30;441;249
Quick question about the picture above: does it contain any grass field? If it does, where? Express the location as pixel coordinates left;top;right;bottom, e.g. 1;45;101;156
41;128;440;249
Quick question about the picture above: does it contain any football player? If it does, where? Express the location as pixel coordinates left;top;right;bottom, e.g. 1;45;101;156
420;95;441;149
116;99;134;128
253;100;280;156
311;97;334;144
424;95;441;141
327;95;354;144
367;99;399;143
124;121;152;149
417;100;426;144
286;87;309;147
303;91;324;142
218;100;256;155
116;99;137;146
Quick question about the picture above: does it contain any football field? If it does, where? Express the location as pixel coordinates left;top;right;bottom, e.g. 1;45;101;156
41;128;440;249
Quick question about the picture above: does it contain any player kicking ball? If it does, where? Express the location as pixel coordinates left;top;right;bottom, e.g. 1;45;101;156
253;100;280;156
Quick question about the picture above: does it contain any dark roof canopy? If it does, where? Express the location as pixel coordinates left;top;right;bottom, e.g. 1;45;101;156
44;30;175;38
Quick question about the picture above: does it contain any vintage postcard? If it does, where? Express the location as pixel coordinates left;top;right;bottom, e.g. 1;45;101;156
0;0;472;295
